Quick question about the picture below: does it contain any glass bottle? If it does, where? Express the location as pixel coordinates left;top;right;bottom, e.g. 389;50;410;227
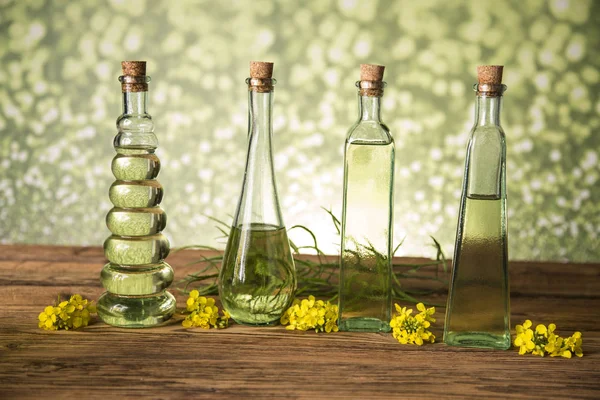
218;61;296;326
338;64;394;332
444;65;510;349
97;61;176;327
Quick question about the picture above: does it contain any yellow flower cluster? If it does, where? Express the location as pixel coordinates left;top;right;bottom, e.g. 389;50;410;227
390;303;436;345
182;290;230;329
280;295;339;333
514;320;583;358
38;294;96;331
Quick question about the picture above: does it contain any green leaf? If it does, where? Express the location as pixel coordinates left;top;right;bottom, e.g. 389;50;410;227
321;207;341;235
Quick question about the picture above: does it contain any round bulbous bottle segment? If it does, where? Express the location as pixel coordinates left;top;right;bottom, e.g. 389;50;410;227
117;115;154;133
101;262;174;296
112;152;160;181
106;207;166;236
97;61;175;328
109;180;163;208
113;130;158;149
97;290;176;328
104;233;170;266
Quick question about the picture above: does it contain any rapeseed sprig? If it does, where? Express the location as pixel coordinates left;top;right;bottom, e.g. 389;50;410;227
280;295;339;333
182;290;230;329
179;212;449;306
38;294;96;331
514;320;583;358
390;302;436;345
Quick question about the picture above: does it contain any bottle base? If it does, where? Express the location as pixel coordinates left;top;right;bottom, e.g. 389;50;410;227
444;331;511;350
221;292;292;327
97;291;176;328
231;317;280;327
339;317;390;333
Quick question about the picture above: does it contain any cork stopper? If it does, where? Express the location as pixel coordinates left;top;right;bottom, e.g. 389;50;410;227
250;61;273;79
122;61;146;76
475;65;505;97
477;65;503;85
248;61;274;93
358;64;386;97
360;64;385;81
120;61;149;93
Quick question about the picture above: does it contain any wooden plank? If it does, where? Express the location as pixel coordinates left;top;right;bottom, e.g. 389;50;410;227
0;308;599;399
0;245;599;399
1;244;599;297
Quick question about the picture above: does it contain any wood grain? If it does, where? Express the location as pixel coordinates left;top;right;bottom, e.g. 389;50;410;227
0;244;599;399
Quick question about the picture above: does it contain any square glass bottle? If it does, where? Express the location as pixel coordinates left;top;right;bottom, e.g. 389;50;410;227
338;64;394;332
443;66;511;349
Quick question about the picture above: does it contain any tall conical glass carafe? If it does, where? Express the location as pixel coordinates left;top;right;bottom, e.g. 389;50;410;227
218;61;296;326
338;64;394;332
444;65;510;349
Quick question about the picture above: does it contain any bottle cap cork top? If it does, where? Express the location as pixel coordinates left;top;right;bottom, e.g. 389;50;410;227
360;64;385;81
250;61;274;79
121;61;147;76
477;65;503;85
120;61;148;92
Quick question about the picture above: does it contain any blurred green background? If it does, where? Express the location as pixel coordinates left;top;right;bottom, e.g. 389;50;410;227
0;0;598;262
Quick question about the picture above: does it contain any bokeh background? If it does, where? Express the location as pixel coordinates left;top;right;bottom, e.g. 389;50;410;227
0;0;598;262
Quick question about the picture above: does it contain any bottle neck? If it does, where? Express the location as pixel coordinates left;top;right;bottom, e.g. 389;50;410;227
249;89;273;140
123;91;148;115
358;95;382;122
474;95;502;127
232;88;283;227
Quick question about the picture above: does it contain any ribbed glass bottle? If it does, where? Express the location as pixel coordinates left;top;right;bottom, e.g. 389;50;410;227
97;61;176;328
218;61;296;326
338;64;394;332
444;65;510;349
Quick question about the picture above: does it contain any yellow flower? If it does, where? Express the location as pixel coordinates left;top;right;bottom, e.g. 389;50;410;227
325;318;339;333
535;324;547;335
216;310;231;329
514;320;583;358
514;329;535;355
280;296;338;333
563;332;583;358
182;292;230;329
38;295;95;331
390;303;436;346
417;302;436;323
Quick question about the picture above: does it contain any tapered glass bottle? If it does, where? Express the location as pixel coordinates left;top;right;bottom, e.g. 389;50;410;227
338;64;394;332
97;61;176;327
444;65;510;349
218;62;296;326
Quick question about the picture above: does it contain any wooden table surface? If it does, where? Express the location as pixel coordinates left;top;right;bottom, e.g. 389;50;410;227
1;244;599;399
